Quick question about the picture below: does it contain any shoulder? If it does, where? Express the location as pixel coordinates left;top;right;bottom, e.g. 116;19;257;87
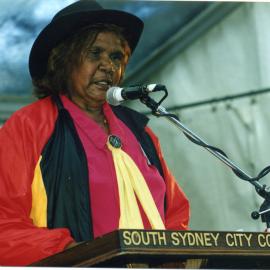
6;97;57;126
16;97;56;119
2;97;58;142
111;105;149;130
0;97;59;162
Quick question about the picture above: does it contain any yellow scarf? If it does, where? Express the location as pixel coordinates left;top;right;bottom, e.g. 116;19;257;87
107;135;165;230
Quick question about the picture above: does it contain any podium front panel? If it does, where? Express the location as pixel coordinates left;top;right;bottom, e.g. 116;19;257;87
31;230;270;268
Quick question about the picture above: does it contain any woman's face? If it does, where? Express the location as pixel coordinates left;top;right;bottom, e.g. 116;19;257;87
69;31;129;110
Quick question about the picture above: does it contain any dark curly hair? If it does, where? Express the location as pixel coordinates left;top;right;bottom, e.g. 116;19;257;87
32;24;130;99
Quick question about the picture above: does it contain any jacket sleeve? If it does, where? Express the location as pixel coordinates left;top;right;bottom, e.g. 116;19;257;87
145;126;190;230
0;109;73;266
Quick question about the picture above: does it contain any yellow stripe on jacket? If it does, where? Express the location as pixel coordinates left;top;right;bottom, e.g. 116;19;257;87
30;156;47;227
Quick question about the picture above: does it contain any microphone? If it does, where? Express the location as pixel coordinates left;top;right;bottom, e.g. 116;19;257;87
106;84;165;106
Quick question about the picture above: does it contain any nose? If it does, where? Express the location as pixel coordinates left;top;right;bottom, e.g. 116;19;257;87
99;54;115;74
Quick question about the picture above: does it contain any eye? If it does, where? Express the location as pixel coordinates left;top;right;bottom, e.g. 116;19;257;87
110;52;124;64
87;48;101;60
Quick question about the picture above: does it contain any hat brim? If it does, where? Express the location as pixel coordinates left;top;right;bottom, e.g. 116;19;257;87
29;9;143;79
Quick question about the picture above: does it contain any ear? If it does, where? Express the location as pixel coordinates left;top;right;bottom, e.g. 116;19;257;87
118;57;129;85
119;51;130;84
118;45;130;85
118;68;126;85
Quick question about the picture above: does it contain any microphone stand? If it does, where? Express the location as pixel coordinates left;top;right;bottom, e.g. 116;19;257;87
141;95;270;230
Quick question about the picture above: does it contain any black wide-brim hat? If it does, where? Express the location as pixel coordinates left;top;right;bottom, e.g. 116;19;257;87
29;0;144;79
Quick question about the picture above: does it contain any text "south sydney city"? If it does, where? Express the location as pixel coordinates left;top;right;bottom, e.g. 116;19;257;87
122;231;265;248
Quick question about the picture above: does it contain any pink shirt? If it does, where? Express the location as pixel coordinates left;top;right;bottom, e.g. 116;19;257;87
61;96;166;238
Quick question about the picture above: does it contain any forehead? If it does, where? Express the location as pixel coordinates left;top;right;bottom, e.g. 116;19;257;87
91;31;126;51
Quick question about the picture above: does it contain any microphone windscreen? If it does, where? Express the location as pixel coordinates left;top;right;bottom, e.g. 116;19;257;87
106;87;122;106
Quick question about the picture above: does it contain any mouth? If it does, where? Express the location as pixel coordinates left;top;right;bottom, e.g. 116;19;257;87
93;80;112;90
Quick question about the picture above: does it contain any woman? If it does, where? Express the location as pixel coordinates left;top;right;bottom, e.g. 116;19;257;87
0;0;189;266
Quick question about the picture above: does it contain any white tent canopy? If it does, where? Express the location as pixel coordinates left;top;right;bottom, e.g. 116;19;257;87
130;2;270;231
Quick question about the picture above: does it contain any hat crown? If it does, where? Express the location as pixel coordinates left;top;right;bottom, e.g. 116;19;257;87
53;0;103;21
29;0;144;79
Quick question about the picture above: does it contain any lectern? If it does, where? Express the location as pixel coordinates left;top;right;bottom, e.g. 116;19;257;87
31;230;270;268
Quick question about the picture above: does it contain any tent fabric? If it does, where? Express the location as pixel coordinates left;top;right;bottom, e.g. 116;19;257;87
130;3;270;232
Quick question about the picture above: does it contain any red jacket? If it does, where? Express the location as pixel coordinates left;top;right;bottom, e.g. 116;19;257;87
0;97;189;265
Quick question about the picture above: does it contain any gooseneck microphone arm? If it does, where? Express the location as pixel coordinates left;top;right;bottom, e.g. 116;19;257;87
139;92;270;229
